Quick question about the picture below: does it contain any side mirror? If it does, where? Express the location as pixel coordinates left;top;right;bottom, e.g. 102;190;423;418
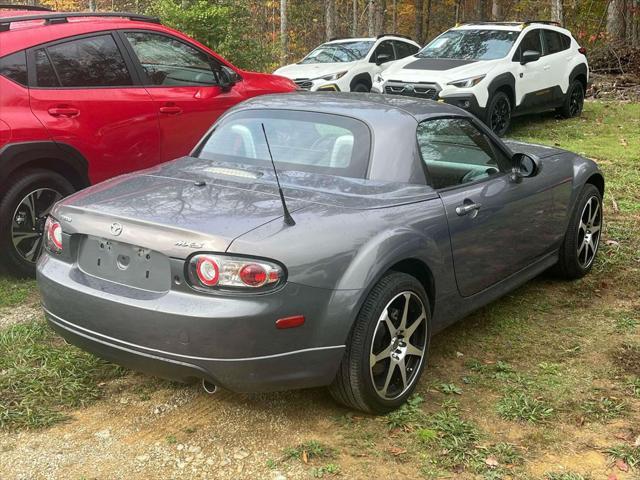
376;53;391;65
511;153;540;182
217;67;239;92
520;50;541;65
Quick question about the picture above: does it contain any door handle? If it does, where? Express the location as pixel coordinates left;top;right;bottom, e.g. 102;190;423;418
543;65;551;71
47;106;79;117
159;105;183;114
455;202;482;216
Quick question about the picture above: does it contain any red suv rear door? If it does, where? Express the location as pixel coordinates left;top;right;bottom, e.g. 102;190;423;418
118;30;244;162
27;32;161;183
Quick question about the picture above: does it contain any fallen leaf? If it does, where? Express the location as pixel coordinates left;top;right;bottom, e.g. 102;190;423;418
608;474;618;480
485;456;499;468
302;450;308;464
615;459;629;472
388;447;407;456
635;435;640;447
620;137;628;147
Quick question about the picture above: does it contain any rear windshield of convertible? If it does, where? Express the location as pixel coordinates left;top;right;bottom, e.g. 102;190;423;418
196;109;372;179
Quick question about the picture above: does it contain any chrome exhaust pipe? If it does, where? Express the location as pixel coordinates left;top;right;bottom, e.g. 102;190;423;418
201;378;218;394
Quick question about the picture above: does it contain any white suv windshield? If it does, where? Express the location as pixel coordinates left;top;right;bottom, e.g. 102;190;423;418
417;29;520;60
300;41;374;64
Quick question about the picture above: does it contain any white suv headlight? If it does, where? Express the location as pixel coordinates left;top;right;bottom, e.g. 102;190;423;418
314;70;348;82
447;74;486;88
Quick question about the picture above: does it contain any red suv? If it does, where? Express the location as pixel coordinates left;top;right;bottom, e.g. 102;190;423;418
0;6;296;276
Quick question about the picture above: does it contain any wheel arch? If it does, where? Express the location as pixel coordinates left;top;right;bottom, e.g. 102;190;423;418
350;72;372;91
388;258;436;316
569;63;588;91
487;72;516;108
586;172;605;196
0;141;90;192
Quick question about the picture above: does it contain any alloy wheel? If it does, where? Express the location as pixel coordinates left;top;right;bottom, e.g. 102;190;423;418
491;97;510;134
369;291;428;400
11;188;62;263
577;195;601;269
569;85;584;117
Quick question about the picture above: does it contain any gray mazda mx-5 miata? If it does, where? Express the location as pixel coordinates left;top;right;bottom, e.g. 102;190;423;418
37;93;604;413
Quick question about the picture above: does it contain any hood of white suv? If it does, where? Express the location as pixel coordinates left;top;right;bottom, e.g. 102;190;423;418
381;55;501;85
274;62;357;80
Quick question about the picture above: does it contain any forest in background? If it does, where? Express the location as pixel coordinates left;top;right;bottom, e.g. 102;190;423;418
14;0;640;74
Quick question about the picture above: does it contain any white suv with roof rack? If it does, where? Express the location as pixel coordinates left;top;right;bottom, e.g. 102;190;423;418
372;21;589;136
274;34;420;93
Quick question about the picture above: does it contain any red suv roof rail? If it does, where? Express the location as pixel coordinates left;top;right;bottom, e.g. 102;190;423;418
0;4;52;11
0;11;160;32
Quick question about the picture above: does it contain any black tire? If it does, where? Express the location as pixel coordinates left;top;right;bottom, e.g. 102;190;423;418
559;80;585;118
329;272;431;414
485;91;512;137
0;169;74;277
554;184;603;280
351;82;370;93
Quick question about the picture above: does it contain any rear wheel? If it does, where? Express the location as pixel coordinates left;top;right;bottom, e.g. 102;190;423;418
0;169;74;277
329;272;430;414
351;82;370;93
559;80;585;118
554;184;602;279
485;91;512;137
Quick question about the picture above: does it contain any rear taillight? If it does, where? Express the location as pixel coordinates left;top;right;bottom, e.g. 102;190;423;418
578;46;587;55
187;254;284;292
44;216;63;253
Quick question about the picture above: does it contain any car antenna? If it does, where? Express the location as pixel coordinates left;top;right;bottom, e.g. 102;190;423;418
260;123;296;226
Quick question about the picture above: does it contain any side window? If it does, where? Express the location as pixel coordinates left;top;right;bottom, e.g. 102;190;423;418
393;41;419;59
45;34;133;87
513;29;542;62
124;31;218;86
417;118;506;189
544;30;568;55
561;33;572;50
370;40;395;63
0;50;27;86
34;49;59;87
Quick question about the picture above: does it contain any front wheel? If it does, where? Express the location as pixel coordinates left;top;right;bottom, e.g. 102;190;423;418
485;91;512;137
0;169;74;277
554;184;603;279
329;272;431;414
351;82;370;93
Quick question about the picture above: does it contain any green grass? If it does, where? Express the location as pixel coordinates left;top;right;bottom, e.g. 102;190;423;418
496;393;555;423
605;444;640;468
0;276;36;309
580;396;627;422
283;440;335;463
545;473;591;480
0;320;124;429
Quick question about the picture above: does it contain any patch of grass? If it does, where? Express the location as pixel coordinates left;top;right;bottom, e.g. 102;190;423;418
485;442;523;466
439;383;463;395
428;404;482;468
386;394;425;429
0;277;35;309
0;320;124;429
580;396;627;422
165;434;177;444
284;440;335;463
611;343;640;376
311;463;340;478
605;444;640;468
628;377;640;397
613;313;639;333
545;473;590;480
496;393;554;423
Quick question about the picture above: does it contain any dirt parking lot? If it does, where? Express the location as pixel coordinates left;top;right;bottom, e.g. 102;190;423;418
1;101;639;480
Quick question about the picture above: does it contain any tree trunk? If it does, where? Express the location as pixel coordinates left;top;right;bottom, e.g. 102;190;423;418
392;0;397;33
280;0;288;66
415;0;424;43
89;0;97;11
352;0;358;36
491;0;502;21
325;0;335;41
550;0;563;25
476;0;487;21
607;0;626;44
374;0;386;34
425;0;432;40
368;0;375;36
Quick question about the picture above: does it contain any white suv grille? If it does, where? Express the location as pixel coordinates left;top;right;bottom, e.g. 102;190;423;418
385;82;439;100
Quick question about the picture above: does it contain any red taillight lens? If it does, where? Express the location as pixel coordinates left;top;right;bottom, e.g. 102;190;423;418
196;256;219;286
187;254;284;291
578;46;587;55
239;264;268;287
44;216;63;253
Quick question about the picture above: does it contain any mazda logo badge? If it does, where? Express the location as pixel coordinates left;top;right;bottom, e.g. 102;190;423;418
110;222;123;236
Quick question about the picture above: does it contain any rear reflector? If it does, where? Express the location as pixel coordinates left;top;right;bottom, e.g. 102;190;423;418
275;315;305;329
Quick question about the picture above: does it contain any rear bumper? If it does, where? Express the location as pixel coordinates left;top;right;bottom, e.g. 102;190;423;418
37;255;356;392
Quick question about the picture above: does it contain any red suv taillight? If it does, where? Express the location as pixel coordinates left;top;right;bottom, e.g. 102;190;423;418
187;254;284;292
44;216;63;253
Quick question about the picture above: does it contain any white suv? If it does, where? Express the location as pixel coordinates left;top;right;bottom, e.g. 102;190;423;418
274;35;420;93
372;22;589;136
